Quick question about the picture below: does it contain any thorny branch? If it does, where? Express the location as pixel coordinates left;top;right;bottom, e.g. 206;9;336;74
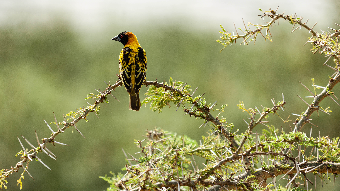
0;80;123;188
294;71;340;131
144;80;240;150
218;7;340;133
218;7;319;48
113;126;340;190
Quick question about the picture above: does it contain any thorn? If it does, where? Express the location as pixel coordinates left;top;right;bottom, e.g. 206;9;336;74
43;147;57;159
299;82;315;96
122;148;132;165
259;121;271;129
312;84;326;89
271;98;275;106
307;119;318;127
54;141;67;146
36;156;51;170
199;121;208;128
35;131;40;145
53;112;62;132
332;93;339;100
255;106;261;114
176;98;184;111
104;81;110;86
181;83;187;91
73;124;85;138
191;87;198;97
21;135;36;149
243;119;249;125
110;94;120;102
44;120;55;133
318;107;331;115
40;147;56;160
329;95;340;106
323;56;334;67
209;101;217;110
63;114;67;124
297;95;310;106
17;137;26;151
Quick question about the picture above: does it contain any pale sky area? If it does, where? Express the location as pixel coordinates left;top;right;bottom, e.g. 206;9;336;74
0;0;338;35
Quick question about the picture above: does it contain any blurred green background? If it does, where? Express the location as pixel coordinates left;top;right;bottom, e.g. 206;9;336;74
1;0;340;190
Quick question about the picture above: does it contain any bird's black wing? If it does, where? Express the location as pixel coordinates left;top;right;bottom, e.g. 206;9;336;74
134;47;147;92
119;47;133;93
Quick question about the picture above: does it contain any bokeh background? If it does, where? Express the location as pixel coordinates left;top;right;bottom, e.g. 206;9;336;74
1;0;340;190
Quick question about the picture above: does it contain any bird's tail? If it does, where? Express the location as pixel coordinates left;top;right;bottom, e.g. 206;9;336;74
129;93;140;111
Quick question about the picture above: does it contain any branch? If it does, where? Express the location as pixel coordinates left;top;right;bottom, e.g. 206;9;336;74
218;8;318;48
144;80;240;150
217;8;340;132
1;80;122;188
250;161;340;183
236;96;286;156
295;70;340;131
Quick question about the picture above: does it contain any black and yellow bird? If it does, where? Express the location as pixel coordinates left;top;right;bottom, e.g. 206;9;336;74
112;31;147;111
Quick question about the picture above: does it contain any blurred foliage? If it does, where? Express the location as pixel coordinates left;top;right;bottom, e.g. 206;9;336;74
0;9;340;190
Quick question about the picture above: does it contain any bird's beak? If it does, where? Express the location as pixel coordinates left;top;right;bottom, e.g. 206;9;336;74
112;35;121;42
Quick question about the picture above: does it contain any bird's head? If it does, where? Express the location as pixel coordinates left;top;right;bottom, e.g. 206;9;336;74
112;31;139;46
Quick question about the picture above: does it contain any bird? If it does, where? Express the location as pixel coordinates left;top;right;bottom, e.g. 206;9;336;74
112;31;147;111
